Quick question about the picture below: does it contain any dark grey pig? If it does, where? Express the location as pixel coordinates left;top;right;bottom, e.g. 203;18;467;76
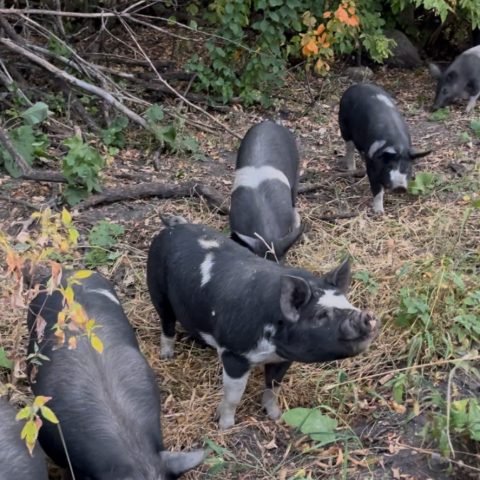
0;397;49;480
429;45;480;112
27;270;204;480
229;120;303;261
339;84;431;213
147;219;379;430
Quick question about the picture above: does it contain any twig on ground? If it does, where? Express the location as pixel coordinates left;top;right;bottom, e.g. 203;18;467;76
0;194;38;210
76;181;230;214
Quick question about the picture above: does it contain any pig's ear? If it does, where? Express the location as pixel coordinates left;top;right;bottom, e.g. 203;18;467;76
232;231;261;252
161;449;205;476
428;63;442;80
324;258;351;293
280;275;312;322
409;149;432;160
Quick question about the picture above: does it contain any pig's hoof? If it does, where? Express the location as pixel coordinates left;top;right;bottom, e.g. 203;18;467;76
262;390;282;420
338;159;355;171
372;205;384;215
215;404;235;430
160;349;174;359
160;335;175;359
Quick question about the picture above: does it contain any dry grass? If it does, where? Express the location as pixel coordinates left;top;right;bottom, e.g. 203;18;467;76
0;68;479;479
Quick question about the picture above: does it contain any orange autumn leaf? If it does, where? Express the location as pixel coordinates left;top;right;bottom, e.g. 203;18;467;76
315;23;325;35
348;6;356;14
302;39;319;56
347;14;359;27
335;5;350;23
323;11;332;18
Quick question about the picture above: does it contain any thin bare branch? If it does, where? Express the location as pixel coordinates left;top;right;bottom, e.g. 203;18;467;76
0;38;148;129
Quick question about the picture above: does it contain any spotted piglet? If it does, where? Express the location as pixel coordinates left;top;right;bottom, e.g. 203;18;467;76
338;84;431;214
229;120;303;261
147;218;379;430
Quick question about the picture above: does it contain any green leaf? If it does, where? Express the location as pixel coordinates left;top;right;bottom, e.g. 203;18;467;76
0;347;13;370
470;119;480;139
20;102;49;126
40;406;59;424
145;104;165;123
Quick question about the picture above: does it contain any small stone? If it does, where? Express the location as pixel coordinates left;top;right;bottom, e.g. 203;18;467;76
345;66;374;82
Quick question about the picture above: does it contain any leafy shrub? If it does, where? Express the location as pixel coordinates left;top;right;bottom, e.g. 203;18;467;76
62;135;105;206
84;221;125;267
100;116;129;148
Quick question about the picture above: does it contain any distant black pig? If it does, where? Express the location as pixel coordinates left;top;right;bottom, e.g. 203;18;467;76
429;45;480;112
27;271;204;480
147;219;379;429
339;84;431;213
0;397;49;480
229;120;303;260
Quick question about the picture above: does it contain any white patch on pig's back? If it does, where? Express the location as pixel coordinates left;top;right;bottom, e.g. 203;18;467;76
464;45;480;58
317;290;360;311
368;140;386;158
198;238;220;249
233;166;290;192
88;288;120;305
375;93;395;108
389;168;408;189
200;252;214;287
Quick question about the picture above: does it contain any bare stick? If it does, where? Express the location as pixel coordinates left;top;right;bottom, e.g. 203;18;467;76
76;181;229;214
0;38;148;129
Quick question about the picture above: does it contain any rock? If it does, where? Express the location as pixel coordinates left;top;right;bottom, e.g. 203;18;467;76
385;29;422;69
345;66;374;82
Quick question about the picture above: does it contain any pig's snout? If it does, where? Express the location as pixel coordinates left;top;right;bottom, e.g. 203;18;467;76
340;310;379;341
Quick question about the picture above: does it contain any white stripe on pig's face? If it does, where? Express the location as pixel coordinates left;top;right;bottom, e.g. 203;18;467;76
389;168;408;190
233;165;291;191
317;290;360;312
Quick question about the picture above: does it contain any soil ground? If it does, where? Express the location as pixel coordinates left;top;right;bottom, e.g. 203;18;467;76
1;65;479;480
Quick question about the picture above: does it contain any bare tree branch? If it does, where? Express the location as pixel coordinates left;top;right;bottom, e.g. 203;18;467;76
0;37;149;129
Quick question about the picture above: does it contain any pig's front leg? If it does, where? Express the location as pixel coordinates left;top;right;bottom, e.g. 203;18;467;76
262;361;292;420
216;351;250;430
466;89;480;113
367;168;384;214
339;141;356;170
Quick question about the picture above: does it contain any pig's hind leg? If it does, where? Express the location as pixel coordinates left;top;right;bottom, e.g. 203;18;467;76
466;86;480;113
152;294;177;359
263;361;292;420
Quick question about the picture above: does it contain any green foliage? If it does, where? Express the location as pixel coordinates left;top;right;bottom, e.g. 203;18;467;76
62;135;105;206
353;270;379;293
0;103;50;177
429;108;451;122
100;116;128;148
0;348;13;370
408;172;441;196
282;407;339;446
395;257;480;361
84;221;125;267
470;119;480;139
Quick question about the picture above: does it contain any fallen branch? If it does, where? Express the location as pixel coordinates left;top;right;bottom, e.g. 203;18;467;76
76;181;230;214
0;37;149;129
317;212;357;222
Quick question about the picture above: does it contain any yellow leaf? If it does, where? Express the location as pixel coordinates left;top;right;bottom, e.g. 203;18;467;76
63;286;74;306
21;419;38;444
68;227;79;245
15;406;31;421
33;396;51;408
73;270;93;280
61;208;72;226
302;39;319;57
40;406;59;424
90;334;104;353
86;319;96;332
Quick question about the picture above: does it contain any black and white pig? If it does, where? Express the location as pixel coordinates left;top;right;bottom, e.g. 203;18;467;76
27;270;204;480
147;219;379;430
338;84;431;214
0;397;49;480
429;45;480;112
229;120;303;261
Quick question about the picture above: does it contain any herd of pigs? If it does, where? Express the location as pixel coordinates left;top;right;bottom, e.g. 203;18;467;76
1;45;479;479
